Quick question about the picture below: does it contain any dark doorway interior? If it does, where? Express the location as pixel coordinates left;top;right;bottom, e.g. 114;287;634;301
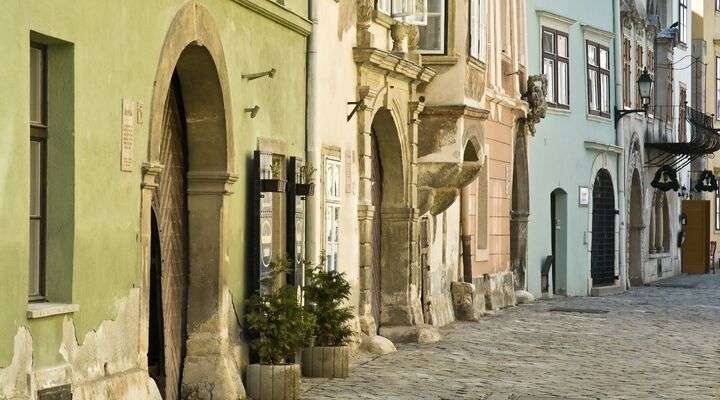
370;129;383;327
149;210;165;397
550;192;557;293
591;170;616;286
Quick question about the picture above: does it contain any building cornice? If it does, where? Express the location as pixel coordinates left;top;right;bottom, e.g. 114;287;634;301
420;105;490;121
354;48;436;83
230;0;312;36
584;141;623;155
536;10;577;29
581;24;615;41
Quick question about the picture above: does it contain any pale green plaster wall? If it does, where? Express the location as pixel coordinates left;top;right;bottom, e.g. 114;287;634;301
0;0;308;367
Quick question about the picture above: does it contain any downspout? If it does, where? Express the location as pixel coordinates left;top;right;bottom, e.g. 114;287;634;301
305;0;319;265
612;0;628;290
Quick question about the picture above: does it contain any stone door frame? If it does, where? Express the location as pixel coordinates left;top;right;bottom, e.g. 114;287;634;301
139;2;243;398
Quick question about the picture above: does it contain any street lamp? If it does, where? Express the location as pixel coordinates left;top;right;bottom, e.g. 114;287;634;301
615;68;654;127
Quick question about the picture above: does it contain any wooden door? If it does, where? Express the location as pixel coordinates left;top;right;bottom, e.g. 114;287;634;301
682;200;710;274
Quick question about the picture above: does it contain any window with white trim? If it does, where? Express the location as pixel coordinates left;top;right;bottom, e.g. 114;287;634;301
542;27;569;108
679;0;687;44
418;0;445;54
587;41;610;117
469;0;486;61
324;157;341;271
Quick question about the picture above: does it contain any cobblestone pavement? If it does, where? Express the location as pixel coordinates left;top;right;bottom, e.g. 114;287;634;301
302;274;720;400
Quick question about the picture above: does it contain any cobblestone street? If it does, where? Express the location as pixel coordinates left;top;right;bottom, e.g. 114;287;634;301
303;274;720;400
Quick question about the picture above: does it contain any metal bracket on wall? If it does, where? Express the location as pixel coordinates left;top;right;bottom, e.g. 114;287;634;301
346;95;367;122
242;68;276;81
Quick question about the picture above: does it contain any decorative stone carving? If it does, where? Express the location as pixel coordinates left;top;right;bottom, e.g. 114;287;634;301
390;23;408;57
357;0;375;47
520;74;548;135
417;161;483;215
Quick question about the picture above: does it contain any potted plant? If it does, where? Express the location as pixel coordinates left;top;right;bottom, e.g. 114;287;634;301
245;257;314;400
301;256;354;378
295;165;316;197
261;159;286;193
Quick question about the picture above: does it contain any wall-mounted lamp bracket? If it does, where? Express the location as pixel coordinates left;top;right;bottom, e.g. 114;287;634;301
245;105;260;118
346;96;367;122
242;68;276;81
614;105;648;128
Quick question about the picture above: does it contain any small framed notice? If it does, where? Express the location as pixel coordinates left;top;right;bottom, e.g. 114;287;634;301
578;186;590;206
120;98;136;172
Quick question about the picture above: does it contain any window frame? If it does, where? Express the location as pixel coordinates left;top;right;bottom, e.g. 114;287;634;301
679;0;687;45
622;37;632;108
542;26;570;109
418;0;448;55
468;0;486;62
586;40;611;118
323;156;342;272
29;42;48;301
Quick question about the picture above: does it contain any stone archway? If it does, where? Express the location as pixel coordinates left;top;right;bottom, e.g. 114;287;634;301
510;125;530;290
140;3;243;399
628;169;644;286
368;108;422;333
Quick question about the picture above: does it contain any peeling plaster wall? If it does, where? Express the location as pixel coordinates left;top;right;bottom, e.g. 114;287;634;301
425;204;461;327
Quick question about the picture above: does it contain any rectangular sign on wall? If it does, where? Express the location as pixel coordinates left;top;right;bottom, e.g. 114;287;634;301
120;98;136;172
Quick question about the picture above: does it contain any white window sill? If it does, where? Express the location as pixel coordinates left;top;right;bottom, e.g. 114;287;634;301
27;303;79;319
546;107;571;116
586;113;611;124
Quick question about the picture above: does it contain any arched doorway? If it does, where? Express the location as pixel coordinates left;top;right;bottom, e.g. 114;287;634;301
148;210;166;395
591;169;616;286
628;169;643;286
149;75;190;399
368;108;419;330
140;3;242;398
460;140;481;284
510;127;529;289
550;188;567;295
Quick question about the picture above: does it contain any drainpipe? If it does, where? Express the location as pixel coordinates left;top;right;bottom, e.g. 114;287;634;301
612;0;628;290
305;0;319;265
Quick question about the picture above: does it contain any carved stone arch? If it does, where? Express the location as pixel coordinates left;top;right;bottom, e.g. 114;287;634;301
462;127;485;163
139;2;243;399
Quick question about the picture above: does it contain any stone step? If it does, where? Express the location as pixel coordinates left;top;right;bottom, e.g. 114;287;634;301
590;284;625;297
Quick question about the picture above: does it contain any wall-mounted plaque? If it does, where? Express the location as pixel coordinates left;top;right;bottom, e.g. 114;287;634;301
579;186;590;206
120;98;136;172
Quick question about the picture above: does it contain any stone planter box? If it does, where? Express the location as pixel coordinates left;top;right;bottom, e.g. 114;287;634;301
246;363;301;400
301;346;349;378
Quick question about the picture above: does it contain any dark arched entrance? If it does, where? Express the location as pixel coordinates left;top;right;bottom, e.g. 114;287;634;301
150;75;190;400
591;169;616;286
141;3;242;397
628;169;643;286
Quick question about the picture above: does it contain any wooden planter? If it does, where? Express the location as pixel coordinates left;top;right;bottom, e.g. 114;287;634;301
261;179;287;193
246;364;301;400
301;346;349;378
295;183;315;197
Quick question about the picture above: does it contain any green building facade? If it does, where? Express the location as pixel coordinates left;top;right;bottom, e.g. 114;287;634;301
0;0;310;398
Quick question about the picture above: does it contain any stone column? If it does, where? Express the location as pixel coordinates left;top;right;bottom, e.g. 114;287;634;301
655;197;664;252
649;203;656;254
391;23;409;58
356;96;377;335
181;171;245;400
357;0;375;47
139;162;163;370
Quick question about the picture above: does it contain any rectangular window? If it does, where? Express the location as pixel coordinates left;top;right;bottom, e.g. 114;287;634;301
679;86;687;142
418;0;445;54
623;37;632;108
377;0;391;14
648;48;655;113
679;0;687;44
636;45;644;108
29;43;47;300
587;41;610;117
542;27;569;108
468;0;486;61
324;157;341;271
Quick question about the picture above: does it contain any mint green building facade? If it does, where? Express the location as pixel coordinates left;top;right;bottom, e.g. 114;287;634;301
0;1;310;398
525;0;623;297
